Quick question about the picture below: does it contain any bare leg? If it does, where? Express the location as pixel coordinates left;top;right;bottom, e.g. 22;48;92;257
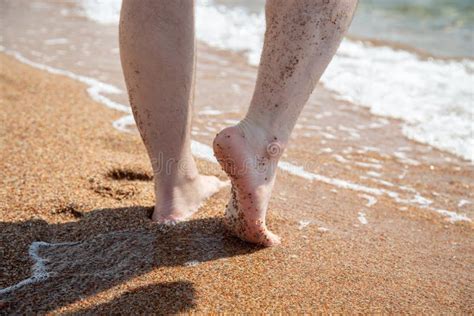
213;0;358;246
120;0;227;223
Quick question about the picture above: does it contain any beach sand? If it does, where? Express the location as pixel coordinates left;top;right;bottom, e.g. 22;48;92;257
0;51;473;314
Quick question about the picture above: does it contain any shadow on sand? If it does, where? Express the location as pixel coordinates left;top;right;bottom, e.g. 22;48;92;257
0;206;259;314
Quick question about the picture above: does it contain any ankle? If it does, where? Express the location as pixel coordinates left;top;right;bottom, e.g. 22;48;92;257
237;117;287;159
154;174;200;210
155;171;198;190
154;168;200;193
242;108;292;141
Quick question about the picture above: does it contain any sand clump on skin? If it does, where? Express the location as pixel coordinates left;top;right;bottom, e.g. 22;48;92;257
1;53;474;313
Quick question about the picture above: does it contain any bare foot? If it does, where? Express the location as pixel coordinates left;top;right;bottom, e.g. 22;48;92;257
213;121;283;246
152;174;229;224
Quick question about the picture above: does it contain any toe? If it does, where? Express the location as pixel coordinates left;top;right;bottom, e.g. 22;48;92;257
261;230;281;247
152;215;181;225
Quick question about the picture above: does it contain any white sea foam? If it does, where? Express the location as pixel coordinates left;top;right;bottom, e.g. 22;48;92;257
354;161;383;170
325;41;474;162
458;199;471;208
358;212;368;225
319;147;333;154
111;114;134;132
360;194;377;207
0;231;156;295
333;154;349;163
2;47;134;134
224;119;239;125
198;109;224;116
184;260;200;267
393;152;421;166
434;209;471;223
0;241;78;295
44;38;69;45
277;160;469;222
297;220;312;230
76;0;122;24
75;0;474;162
6;49;130;114
317;227;329;233
367;171;382;178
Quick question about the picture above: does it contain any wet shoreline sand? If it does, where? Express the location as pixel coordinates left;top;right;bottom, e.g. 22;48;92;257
1;51;473;313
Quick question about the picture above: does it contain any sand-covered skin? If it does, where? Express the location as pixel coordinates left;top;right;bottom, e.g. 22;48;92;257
0;53;473;314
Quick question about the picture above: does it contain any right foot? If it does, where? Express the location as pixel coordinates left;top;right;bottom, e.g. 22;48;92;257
213;121;284;246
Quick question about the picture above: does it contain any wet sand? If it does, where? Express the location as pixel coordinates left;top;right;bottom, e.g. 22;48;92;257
1;50;473;314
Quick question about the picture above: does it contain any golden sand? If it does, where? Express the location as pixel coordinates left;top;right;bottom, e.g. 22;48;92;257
0;53;473;314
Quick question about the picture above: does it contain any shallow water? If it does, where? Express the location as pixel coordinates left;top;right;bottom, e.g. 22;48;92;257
70;0;474;161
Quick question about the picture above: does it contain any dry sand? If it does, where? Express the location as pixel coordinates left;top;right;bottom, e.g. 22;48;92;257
0;53;473;314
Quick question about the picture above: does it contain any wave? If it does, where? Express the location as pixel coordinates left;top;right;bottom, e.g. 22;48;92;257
76;0;474;161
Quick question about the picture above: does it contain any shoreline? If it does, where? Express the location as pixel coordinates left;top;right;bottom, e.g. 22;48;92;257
3;46;470;224
0;51;473;313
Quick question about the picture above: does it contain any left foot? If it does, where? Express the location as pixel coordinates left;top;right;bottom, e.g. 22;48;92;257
213;121;284;246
